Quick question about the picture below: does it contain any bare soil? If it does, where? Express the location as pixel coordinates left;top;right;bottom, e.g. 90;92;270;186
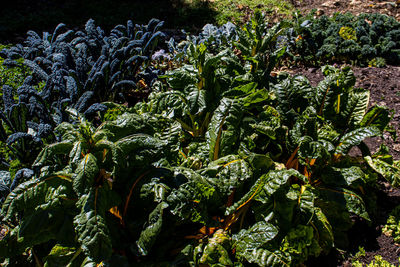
293;0;400;21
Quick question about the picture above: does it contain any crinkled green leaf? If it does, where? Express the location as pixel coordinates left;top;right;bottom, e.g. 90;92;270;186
136;202;168;256
223;82;258;98
200;154;252;195
199;230;232;266
167;167;220;224
321;166;367;187
2;174;73;222
340;89;369;128
365;156;400;187
73;153;99;196
234;221;279;252
44;244;84;267
99;113;154;140
69;141;83;169
0;209;74;259
150;91;187;119
116;134;164;167
236;245;290;267
166;65;198;90
312;207;334;251
280;224;321;265
74;187;114;263
206;98;243;161
317;187;369;221
335;126;381;155
33;142;74;169
186;88;207;116
273;75;313;117
227;169;305;215
360;106;391;131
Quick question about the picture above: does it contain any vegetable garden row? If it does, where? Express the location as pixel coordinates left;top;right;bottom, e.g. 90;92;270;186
0;10;399;266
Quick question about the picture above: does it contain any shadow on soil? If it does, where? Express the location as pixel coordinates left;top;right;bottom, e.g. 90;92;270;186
0;0;218;43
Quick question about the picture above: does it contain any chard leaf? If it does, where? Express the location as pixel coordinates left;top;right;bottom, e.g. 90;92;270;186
73;153;99;196
365;156;400;187
69;141;83;169
360;106;391;131
340;89;369;128
167;167;220;224
200;154;252;196
44;244;84;267
236;246;290;267
136;202;168;256
33;141;74;169
223;82;258;98
234;221;279;251
151;91;187;119
100;113;154;140
273;75;312;117
298;139;331;162
241;88;271;107
19;209;74;250
335;126;381;155
199;230;232;266
226;169;305;215
206;98;242;161
313;207;334;251
116;134;164;167
166;66;198;90
186;88;206;116
321;166;367;187
2;174;73;222
74;187;114;263
0;210;74;258
317;187;369;221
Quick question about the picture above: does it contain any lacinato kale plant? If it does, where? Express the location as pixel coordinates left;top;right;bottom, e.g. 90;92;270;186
0;18;166;199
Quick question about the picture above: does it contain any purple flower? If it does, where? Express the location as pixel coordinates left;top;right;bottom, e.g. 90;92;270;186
152;49;171;61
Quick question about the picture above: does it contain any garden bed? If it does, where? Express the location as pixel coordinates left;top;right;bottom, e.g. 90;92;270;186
0;1;399;266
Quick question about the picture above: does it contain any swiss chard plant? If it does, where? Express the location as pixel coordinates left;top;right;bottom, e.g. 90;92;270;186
1;63;398;266
1;11;399;267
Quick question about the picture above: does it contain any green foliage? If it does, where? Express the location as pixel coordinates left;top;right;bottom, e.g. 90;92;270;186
339;26;357;41
0;12;398;267
352;255;399;267
368;57;386;68
286;12;400;66
383;204;400;243
0;48;31;91
205;0;294;25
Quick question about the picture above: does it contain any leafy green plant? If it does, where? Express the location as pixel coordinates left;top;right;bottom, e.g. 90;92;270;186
352;246;366;262
207;0;294;25
339;26;357;41
353;255;399;267
368;57;386;68
235;10;288;88
2;62;396;266
0;12;399;267
383;204;400;243
286;12;400;66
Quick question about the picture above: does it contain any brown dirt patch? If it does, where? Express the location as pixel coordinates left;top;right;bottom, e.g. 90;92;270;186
293;0;400;21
